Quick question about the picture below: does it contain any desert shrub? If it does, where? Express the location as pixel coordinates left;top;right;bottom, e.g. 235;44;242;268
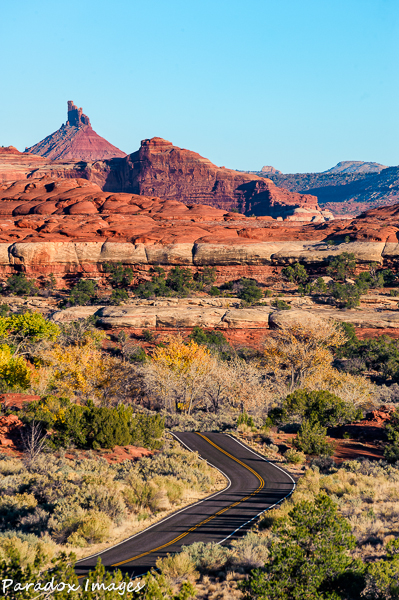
281;263;308;285
183;541;234;573
330;281;362;308
103;262;134;288
327;252;356;281
134;266;200;298
189;326;228;349
6;273;38;296
156;552;198;586
240;494;360;600
237;278;263;304
142;328;154;342
23;397;164;450
109;289;129;304
67;511;112;546
231;532;271;569
271;299;291;310
294;419;334;456
282;389;361;427
337;329;399;383
237;411;255;428
67;279;98;306
284;448;306;464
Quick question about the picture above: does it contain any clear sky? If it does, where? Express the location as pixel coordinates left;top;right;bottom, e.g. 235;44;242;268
1;0;398;173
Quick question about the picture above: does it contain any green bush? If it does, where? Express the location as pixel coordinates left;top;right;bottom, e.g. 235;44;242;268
189;326;228;349
237;278;263;304
23;398;164;450
67;279;98;306
134;266;198;298
281;263;308;285
282;389;361;427
109;289;129;305
327;252;356;281
284;448;306;464
294;419;334;456
240;494;359;599
182;542;233;573
384;408;399;462
103;262;134;288
237;411;255;428
6;273;38;296
271;299;291;310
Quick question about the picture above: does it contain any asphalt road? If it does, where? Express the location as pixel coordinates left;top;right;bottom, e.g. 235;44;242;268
75;432;295;579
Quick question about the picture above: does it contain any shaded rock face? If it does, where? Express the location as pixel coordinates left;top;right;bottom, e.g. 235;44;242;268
25;101;126;162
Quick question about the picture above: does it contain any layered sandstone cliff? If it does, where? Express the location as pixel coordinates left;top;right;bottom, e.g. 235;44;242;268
25;101;126;162
0;176;397;280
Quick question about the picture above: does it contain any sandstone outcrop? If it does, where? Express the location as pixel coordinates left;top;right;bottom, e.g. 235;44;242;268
0;176;398;279
25;101;126;161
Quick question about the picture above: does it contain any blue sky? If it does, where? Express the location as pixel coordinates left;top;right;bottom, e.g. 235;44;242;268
1;0;398;173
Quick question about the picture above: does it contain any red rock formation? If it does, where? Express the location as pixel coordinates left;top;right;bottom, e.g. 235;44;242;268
25;101;126;162
98;137;331;221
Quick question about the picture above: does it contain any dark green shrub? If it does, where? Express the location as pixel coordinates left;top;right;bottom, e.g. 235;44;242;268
6;273;38;296
384;408;399;462
189;326;228;348
241;494;358;599
271;299;291;310
103;262;134;288
142;329;154;342
330;281;361;308
237;278;263;304
209;286;220;296
281;263;308;284
109;289;129;305
0;303;10;316
327;252;356;281
294;419;334;456
237;411;255;428
282;389;361;427
68;279;98;306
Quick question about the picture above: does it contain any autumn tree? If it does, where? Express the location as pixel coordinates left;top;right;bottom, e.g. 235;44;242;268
146;335;215;414
263;318;346;394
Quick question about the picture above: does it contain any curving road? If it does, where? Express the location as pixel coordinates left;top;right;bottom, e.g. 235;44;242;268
75;432;295;579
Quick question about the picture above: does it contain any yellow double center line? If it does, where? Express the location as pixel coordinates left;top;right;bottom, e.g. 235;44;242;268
106;433;265;568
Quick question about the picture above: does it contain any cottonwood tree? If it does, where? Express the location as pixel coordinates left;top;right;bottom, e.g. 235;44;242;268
263;319;346;394
145;335;215;414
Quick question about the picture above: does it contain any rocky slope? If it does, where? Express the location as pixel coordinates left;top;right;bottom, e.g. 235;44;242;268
25;101;126;161
0;176;398;282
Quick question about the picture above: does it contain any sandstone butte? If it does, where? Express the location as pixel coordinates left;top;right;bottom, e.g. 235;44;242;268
1;132;333;221
24;101;126;162
0;176;398;282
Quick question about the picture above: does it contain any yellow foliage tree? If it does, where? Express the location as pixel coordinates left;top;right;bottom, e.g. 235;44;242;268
0;344;31;390
263;319;346;393
150;335;214;414
40;339;140;405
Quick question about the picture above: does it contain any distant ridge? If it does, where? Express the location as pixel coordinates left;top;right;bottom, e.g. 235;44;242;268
25;101;126;162
323;161;386;174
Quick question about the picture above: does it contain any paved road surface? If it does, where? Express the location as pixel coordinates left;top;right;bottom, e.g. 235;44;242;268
75;432;295;579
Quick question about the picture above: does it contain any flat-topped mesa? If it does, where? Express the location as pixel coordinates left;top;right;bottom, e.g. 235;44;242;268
66;101;91;128
24;101;126;162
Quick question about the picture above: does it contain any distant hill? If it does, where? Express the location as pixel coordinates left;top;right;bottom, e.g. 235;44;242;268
246;163;398;217
322;160;387;175
25;101;126;162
